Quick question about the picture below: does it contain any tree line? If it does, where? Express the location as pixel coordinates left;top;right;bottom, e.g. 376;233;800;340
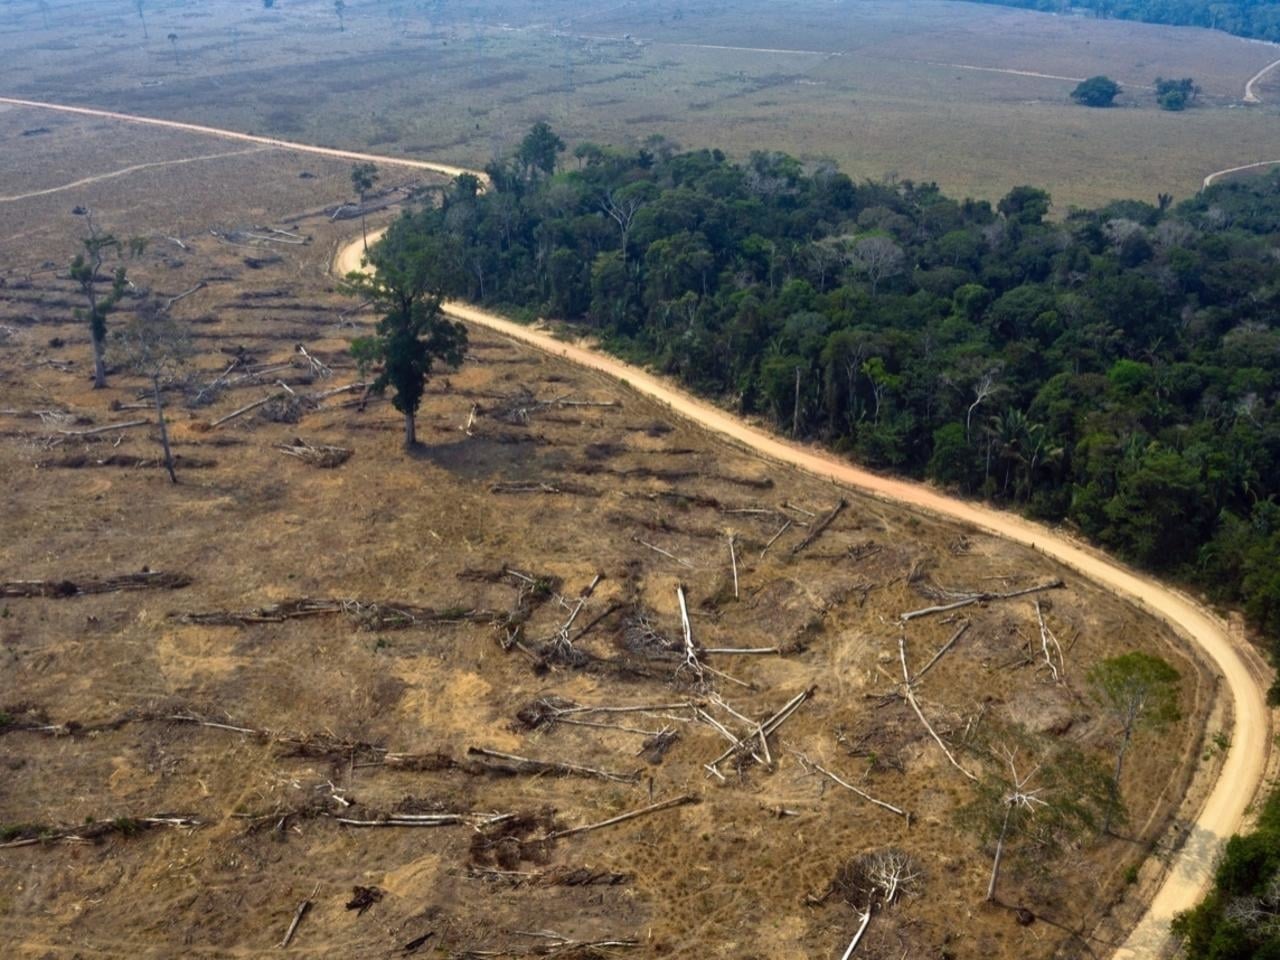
970;0;1280;42
377;125;1280;713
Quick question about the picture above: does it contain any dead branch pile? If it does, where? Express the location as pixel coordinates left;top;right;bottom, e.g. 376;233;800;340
467;865;631;888
466;746;641;784
2;570;190;598
274;437;351;468
169;597;497;629
484;387;620;425
0;815;203;849
37;453;217;470
489;480;600;497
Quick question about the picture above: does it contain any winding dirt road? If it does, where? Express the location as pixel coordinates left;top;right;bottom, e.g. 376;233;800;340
338;230;1271;960
0;91;1268;958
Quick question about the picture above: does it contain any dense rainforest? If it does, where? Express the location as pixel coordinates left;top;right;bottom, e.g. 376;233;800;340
971;0;1280;41
387;127;1280;709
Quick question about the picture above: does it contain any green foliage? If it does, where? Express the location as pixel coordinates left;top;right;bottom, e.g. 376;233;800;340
1175;787;1280;958
1156;76;1201;111
1071;75;1121;107
971;0;1280;43
344;208;467;447
1088;652;1181;731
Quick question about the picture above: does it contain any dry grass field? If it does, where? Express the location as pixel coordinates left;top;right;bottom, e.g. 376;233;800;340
0;0;1277;207
0;115;1222;958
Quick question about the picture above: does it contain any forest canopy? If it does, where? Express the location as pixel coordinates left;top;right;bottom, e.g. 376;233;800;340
387;129;1280;704
970;0;1280;42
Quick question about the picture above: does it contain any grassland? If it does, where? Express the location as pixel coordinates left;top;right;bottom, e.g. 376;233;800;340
0;114;1222;957
0;0;1277;207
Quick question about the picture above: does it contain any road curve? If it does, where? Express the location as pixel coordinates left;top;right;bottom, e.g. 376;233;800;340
1203;158;1280;189
338;229;1270;959
0;90;1261;957
1245;56;1280;103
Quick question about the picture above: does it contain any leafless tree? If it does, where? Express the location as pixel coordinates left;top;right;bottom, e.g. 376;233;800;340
113;301;192;484
601;189;643;263
966;366;1001;442
848;236;904;296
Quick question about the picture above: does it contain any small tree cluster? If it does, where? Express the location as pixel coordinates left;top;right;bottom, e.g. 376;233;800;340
1071;75;1121;107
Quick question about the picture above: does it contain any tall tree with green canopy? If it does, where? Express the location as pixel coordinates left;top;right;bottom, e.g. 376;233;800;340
517;121;565;179
69;213;132;389
343;213;468;448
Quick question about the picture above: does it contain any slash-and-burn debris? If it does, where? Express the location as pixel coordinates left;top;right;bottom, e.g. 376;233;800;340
0;187;1212;960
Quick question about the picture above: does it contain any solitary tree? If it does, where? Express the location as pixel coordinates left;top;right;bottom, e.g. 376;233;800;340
70;214;130;389
134;0;148;39
166;31;178;63
350;161;380;249
517;121;565;179
114;302;191;483
334;0;345;31
1071;75;1121;107
343;216;467;448
1088;651;1180;829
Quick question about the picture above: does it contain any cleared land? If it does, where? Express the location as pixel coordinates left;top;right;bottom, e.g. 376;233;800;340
0;0;1278;207
0;119;1223;959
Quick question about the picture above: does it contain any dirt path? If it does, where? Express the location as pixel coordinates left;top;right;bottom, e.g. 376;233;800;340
338;227;1270;959
0;146;270;203
1203;157;1280;189
0;96;487;184
1244;55;1280;102
0;89;1266;957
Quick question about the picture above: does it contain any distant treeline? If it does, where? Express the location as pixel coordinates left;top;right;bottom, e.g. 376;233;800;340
969;0;1280;42
388;127;1280;703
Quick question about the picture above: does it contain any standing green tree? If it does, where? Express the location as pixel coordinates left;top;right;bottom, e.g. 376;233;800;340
1088;652;1180;830
350;161;380;250
517;121;565;179
343;216;467;448
1071;75;1121;107
334;0;345;31
69;214;130;389
114;301;191;484
166;31;178;63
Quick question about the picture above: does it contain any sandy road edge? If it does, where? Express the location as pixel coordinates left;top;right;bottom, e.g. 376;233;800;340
337;227;1272;959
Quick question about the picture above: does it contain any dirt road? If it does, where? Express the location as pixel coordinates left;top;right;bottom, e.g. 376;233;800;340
1203;157;1280;189
0;96;487;184
338;228;1270;959
0;89;1266;956
1244;55;1280;102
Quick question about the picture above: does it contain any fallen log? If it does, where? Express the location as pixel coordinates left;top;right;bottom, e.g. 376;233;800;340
58;418;148;437
279;883;318;948
467;746;641;784
541;794;698;842
790;499;847;556
2;571;190;598
899;579;1065;622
